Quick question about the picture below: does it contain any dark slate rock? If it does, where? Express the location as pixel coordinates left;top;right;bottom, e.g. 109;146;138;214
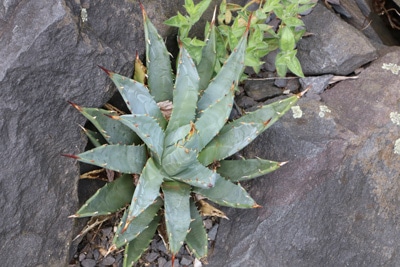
236;95;258;109
0;0;182;266
244;80;283;101
297;3;378;75
336;0;399;45
208;47;400;266
300;74;334;99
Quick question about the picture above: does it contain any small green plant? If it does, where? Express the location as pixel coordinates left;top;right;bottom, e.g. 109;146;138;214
65;3;302;266
165;0;316;77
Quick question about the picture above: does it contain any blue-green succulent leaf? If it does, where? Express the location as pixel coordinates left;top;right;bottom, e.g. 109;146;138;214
198;95;299;165
114;197;162;248
123;158;164;230
193;176;258;208
166;46;199;133
74;174;135;217
196;33;247;112
162;181;191;254
123;214;161;267
193;84;235;150
171;160;217;188
80;127;107;147
74;144;147;174
197;18;217;93
117;114;165;163
142;5;174;102
217;159;282;182
105;72;167;129
185;199;208;259
162;145;197;176
71;104;140;145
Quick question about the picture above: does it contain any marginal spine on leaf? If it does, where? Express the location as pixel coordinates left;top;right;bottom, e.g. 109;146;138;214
263;118;272;126
105;114;121;120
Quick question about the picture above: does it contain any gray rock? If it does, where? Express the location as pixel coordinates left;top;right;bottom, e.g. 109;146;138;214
274;78;288;88
334;0;399;45
236;95;258;109
81;259;96;267
180;254;193;266
207;224;219;241
244;80;283;101
300;74;334;95
0;0;184;266
146;251;160;263
297;3;378;75
158;257;168;267
208;47;400;266
100;255;115;265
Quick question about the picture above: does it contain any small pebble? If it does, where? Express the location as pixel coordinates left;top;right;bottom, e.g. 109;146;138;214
145;252;159;262
274;78;288;88
81;259;96;267
101;227;113;236
193;258;203;267
203;219;213;230
158;257;167;266
156;240;168;253
79;253;86;262
180;255;193;266
100;255;115;265
164;259;181;267
150;239;158;250
85;251;93;259
208;224;219;241
93;249;100;260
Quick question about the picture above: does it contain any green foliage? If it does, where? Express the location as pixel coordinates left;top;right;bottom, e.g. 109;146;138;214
165;0;316;77
66;3;303;266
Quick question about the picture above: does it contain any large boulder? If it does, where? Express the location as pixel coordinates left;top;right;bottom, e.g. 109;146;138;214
208;47;400;266
297;3;378;75
0;0;182;266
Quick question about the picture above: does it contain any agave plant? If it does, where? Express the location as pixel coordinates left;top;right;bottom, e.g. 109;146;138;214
65;4;301;266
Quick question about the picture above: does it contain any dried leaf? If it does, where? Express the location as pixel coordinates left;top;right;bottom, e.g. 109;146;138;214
104;103;125;115
157;100;173;120
329;75;358;84
196;199;229;220
80;168;108;181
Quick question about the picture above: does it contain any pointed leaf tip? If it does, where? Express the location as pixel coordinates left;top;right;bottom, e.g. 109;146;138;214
171;254;176;267
253;204;262;208
67;101;82;111
98;65;113;76
139;1;146;18
279;161;289;167
61;154;80;160
68;214;78;218
298;85;311;97
211;6;217;26
107;244;117;256
245;12;253;35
